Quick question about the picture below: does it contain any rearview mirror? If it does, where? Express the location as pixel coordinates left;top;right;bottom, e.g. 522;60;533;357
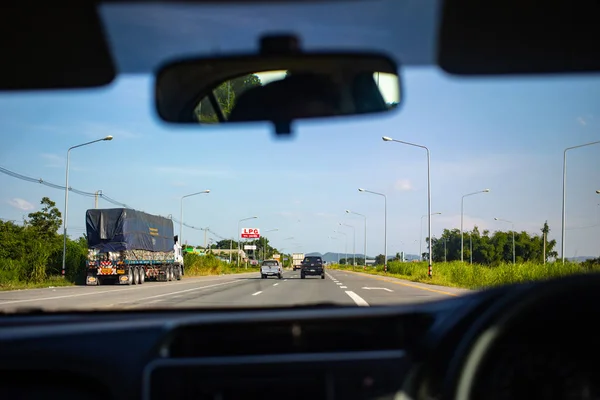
155;35;400;135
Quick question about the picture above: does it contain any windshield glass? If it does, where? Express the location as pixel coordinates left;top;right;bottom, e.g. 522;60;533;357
0;1;598;312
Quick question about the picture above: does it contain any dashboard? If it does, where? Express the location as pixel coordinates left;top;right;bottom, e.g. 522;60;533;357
0;273;598;400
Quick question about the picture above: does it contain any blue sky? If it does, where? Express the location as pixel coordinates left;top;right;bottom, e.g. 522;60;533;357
1;67;599;258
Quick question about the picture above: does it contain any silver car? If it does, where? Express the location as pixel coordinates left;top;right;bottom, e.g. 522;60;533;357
260;260;282;279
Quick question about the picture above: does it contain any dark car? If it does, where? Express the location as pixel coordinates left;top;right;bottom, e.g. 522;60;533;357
300;256;325;279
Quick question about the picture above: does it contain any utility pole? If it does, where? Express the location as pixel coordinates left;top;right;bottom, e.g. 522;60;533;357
543;231;546;264
94;190;102;208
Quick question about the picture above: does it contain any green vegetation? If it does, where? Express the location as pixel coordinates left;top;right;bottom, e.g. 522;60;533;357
330;258;600;290
0;197;87;290
184;253;259;276
195;73;262;122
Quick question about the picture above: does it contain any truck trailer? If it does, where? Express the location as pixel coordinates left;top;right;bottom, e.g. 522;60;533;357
85;208;184;285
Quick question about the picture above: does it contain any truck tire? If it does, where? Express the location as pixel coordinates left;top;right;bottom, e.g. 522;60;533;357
127;268;134;285
133;267;140;285
139;267;145;284
168;266;173;281
301;273;305;279
176;266;182;280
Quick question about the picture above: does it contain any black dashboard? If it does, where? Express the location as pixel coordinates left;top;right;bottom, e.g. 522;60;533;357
0;274;599;400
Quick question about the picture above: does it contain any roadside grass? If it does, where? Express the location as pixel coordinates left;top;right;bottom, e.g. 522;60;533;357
329;260;599;290
184;253;260;276
0;275;74;291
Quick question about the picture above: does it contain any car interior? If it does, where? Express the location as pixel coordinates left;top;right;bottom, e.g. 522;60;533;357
1;1;600;400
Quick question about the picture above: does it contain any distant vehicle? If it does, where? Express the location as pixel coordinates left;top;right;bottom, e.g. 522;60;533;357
292;253;305;270
85;208;184;285
261;260;282;279
300;256;325;279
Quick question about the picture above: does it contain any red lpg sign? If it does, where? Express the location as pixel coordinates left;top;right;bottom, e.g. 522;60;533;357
241;228;260;239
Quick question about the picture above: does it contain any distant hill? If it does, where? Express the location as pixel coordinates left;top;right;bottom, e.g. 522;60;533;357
306;252;420;263
567;256;597;263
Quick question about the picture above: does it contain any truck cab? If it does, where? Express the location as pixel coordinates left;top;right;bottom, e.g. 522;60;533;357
174;235;184;276
261;260;282;279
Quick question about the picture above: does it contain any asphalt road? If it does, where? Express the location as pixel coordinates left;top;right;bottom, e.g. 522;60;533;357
0;269;470;312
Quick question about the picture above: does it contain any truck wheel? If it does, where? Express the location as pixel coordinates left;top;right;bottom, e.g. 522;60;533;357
168;266;174;281
138;267;145;284
278;273;282;279
176;266;182;280
127;269;134;285
301;273;305;279
133;267;140;285
321;274;325;279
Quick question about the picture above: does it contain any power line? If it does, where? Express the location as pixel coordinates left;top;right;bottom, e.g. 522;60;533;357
0;165;206;232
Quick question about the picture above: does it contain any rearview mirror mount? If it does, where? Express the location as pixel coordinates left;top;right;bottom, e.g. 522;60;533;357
155;34;401;136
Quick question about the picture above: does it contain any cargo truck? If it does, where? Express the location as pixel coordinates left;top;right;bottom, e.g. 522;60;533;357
85;208;184;286
292;253;305;271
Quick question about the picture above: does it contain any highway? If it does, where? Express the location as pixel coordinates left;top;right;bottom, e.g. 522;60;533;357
0;269;470;312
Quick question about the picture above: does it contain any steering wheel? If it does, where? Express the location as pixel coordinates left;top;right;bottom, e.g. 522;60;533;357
441;273;600;400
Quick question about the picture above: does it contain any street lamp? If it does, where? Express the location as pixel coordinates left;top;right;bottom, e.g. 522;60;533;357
339;222;356;266
494;217;515;265
561;141;600;263
180;190;210;248
262;228;279;260
334;230;348;265
420;212;441;262
237;216;258;266
461;189;490;262
383;136;433;276
359;188;387;271
346;209;367;267
62;135;113;277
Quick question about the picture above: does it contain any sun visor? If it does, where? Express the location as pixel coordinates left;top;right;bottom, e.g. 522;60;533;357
0;2;115;90
438;0;600;75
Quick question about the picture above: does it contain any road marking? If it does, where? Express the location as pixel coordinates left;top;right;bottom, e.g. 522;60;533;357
340;286;347;289
273;283;279;286
336;283;343;285
284;279;288;282
340;270;460;297
345;291;369;307
252;291;263;296
362;287;393;292
126;280;241;302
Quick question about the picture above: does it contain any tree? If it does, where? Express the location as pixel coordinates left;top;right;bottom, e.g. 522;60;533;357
27;197;61;240
195;73;263;122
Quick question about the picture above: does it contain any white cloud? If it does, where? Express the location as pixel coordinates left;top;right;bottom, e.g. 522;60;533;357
577;116;587;126
393;179;413;191
41;153;64;168
7;198;34;211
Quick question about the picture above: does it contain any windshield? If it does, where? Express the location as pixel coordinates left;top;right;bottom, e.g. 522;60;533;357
0;1;598;312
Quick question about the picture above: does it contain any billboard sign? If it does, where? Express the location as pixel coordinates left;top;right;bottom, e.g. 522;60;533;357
241;228;260;239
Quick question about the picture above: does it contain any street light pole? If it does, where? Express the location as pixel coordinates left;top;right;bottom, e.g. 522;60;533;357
561;141;600;263
461;189;490;262
180;190;210;249
420;212;441;262
346;210;367;267
237;216;258;266
358;188;387;271
340;223;356;266
62;135;113;277
494;217;515;265
383;136;433;276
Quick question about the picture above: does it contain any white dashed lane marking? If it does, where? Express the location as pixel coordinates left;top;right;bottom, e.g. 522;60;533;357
252;291;263;296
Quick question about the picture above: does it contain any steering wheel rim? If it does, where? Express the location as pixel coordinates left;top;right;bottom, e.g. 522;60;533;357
441;273;600;400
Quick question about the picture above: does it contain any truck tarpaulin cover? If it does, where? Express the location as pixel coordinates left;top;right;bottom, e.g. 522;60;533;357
86;208;174;253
